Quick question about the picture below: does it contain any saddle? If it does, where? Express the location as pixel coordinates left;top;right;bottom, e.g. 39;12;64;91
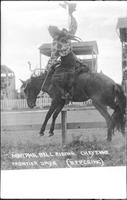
75;59;90;74
42;57;90;95
51;58;90;75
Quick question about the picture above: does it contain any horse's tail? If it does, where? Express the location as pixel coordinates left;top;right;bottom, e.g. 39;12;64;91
113;84;126;135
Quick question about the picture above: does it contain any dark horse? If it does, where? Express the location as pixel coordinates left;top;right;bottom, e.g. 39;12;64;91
21;52;126;141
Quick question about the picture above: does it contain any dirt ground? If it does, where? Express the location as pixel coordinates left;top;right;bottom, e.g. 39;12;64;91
1;109;126;170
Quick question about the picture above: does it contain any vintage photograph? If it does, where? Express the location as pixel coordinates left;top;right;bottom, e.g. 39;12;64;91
1;1;127;170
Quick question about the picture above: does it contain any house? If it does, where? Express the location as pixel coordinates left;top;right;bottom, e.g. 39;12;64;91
1;65;16;99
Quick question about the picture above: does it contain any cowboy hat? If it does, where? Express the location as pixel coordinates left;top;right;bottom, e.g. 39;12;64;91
48;26;61;39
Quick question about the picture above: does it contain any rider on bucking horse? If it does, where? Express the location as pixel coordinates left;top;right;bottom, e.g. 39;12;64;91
41;3;89;101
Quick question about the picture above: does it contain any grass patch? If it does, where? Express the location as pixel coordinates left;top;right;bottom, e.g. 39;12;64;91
1;137;126;170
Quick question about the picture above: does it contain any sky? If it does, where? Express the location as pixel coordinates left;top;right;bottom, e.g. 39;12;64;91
1;1;127;91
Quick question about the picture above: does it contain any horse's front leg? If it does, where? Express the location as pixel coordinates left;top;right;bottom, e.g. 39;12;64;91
49;99;65;137
39;98;58;136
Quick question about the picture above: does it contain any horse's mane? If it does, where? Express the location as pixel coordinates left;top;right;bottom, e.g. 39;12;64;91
20;71;46;91
31;70;46;78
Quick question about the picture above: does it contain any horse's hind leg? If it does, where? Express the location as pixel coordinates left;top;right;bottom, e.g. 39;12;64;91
92;100;112;141
39;98;58;136
49;99;65;137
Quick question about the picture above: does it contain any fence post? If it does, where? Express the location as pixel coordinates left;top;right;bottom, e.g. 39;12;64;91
61;110;67;145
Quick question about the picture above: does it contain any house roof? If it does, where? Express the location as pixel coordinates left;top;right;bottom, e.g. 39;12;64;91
116;18;127;29
39;41;98;57
1;65;14;74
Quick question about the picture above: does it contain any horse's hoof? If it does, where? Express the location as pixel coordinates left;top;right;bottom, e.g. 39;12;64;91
39;131;44;136
48;132;54;137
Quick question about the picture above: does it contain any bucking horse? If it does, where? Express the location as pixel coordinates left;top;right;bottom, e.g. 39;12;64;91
21;51;126;142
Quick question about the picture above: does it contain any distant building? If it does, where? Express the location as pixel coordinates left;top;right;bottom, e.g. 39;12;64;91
116;17;127;92
39;41;98;73
1;65;16;99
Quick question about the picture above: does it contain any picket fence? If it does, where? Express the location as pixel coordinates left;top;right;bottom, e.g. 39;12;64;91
1;95;92;110
1;94;51;110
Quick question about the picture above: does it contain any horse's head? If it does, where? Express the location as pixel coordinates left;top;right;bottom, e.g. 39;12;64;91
20;74;44;108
